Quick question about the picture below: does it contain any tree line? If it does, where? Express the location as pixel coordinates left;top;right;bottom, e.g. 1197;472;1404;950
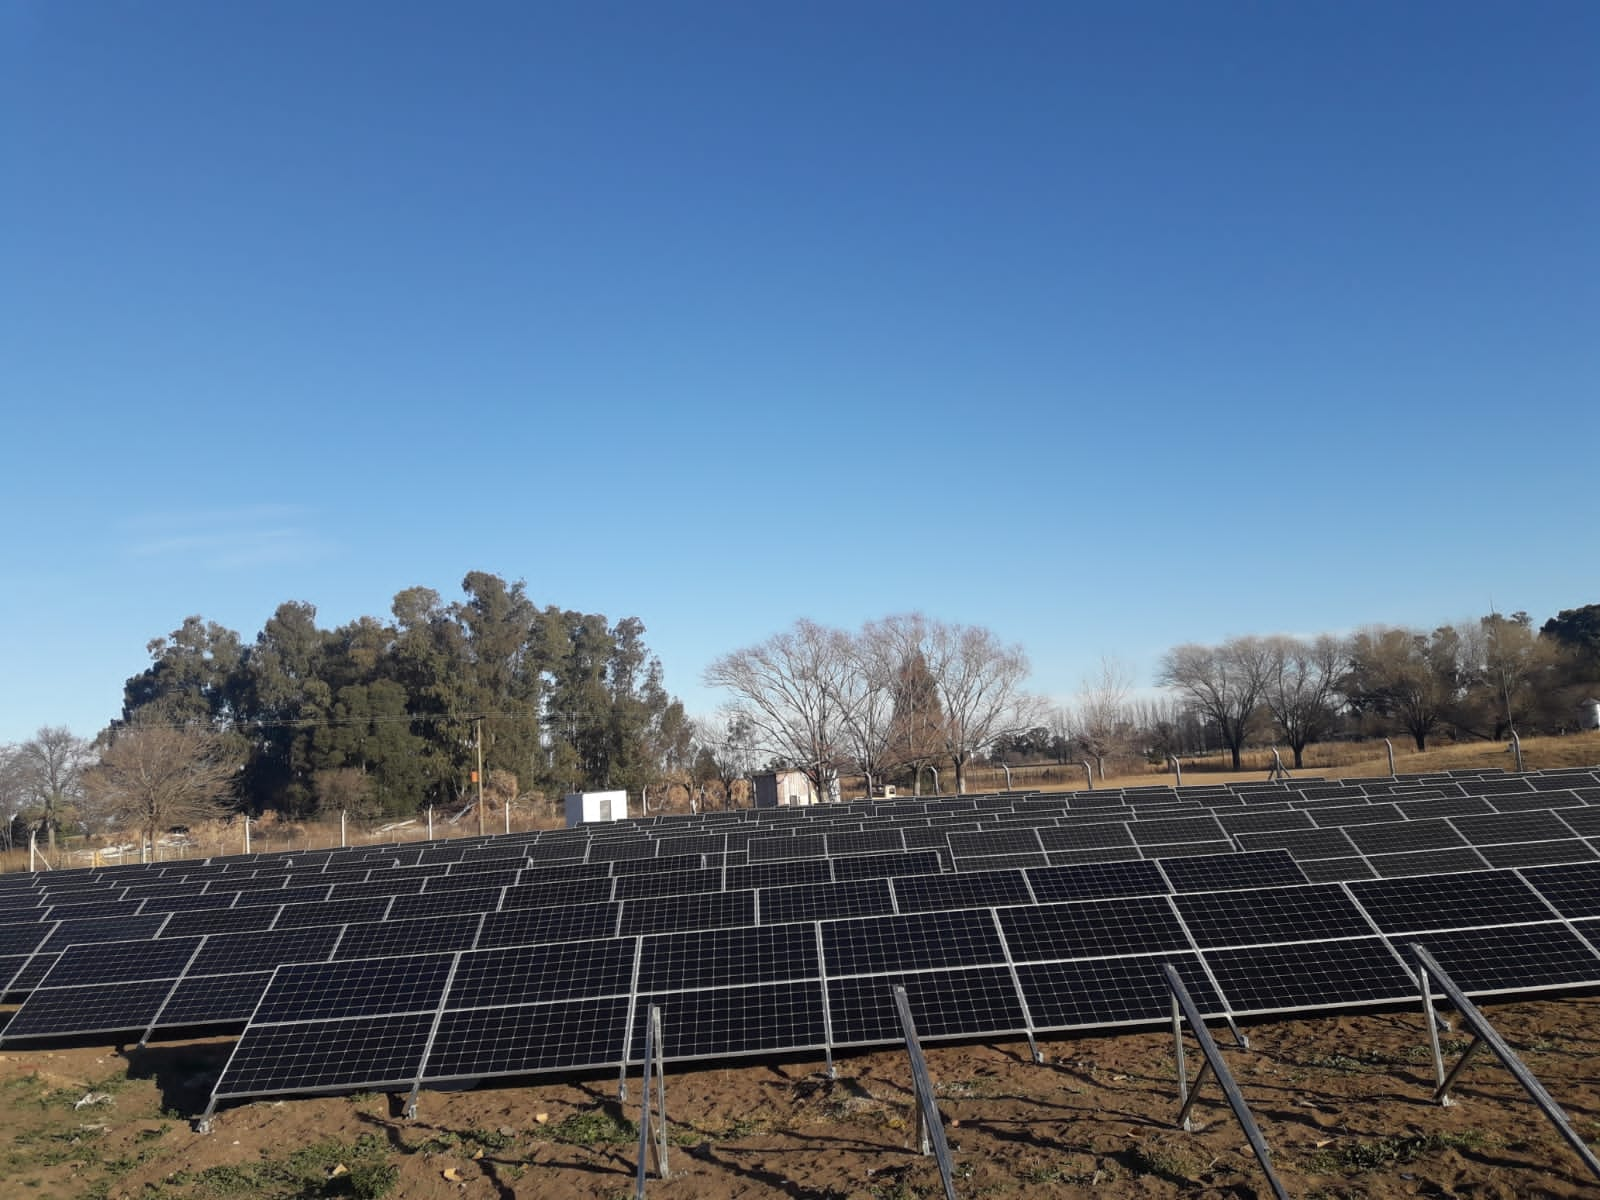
993;604;1600;777
1;572;692;850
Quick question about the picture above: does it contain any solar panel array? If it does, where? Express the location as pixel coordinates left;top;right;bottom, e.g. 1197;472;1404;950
1;764;1598;1115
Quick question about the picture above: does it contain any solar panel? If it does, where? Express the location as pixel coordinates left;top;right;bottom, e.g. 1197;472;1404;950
758;879;895;924
1476;840;1597;869
747;834;828;862
0;978;178;1041
1408;925;1600;993
1128;816;1227;845
388;888;504;920
1235;829;1359;858
620;890;755;937
1037;823;1136;852
1202;939;1415;1013
1155;850;1308;892
1522;861;1600;917
1026;859;1167;903
823;910;1006;975
1018;953;1225;1029
188;926;342;974
1366;848;1491;878
498;878;612;910
948;829;1043;857
611;868;723;901
35;936;201;988
447;938;635;1008
1348;870;1551;933
152;970;275;1027
1452;811;1582;845
39;914;169;951
427;996;631;1080
998;897;1189;960
1173;885;1374;947
215;1013;435;1099
335;913;485;959
253;954;455;1023
1343;820;1469;856
1295;858;1378;883
158;907;279;938
892;870;1032;913
826;967;1025;1045
638;924;818;991
476;903;620;948
1559;808;1600;837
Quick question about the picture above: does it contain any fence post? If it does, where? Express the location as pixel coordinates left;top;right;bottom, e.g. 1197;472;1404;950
1168;755;1183;786
1384;737;1396;777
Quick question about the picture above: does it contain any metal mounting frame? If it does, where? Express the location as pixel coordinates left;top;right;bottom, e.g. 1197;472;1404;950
633;1004;670;1198
891;985;958;1200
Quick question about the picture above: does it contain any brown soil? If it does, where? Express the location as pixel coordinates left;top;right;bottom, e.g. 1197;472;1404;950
4;994;1598;1199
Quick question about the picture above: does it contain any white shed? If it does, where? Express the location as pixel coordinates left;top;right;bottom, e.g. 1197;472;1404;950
564;789;628;826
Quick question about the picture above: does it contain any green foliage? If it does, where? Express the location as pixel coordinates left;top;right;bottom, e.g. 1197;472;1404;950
535;1109;638;1146
119;573;687;819
1305;1129;1488;1174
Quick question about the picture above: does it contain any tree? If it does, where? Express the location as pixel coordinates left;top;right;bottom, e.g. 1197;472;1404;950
83;721;240;857
1343;626;1463;751
1260;636;1345;768
833;620;906;797
918;617;1038;794
705;619;850;805
1073;657;1134;780
1540;604;1600;671
696;713;759;808
13;726;93;853
1158;638;1273;770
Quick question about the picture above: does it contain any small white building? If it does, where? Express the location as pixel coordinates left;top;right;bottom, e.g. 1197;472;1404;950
564;789;628;826
752;769;839;807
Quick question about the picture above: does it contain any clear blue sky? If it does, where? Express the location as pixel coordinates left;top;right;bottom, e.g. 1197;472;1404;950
2;1;1596;745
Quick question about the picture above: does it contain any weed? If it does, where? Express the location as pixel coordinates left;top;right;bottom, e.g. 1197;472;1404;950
1125;1139;1202;1183
535;1110;638;1146
1306;1129;1489;1174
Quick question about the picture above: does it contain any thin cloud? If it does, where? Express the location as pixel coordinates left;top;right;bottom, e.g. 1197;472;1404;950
121;507;335;569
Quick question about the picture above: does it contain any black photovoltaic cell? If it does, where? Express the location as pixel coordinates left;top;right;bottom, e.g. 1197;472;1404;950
38;937;201;987
1037;823;1136;852
215;1013;434;1097
1129;816;1227;845
424;997;631;1079
587;840;657;863
447;938;635;1008
611;868;723;901
1343;820;1469;855
948;829;1043;858
832;851;944;881
1522;862;1600;918
999;896;1188;961
1397;796;1496;820
748;835;828;862
335;913;484;960
620;890;754;937
40;914;169;951
1144;840;1237;859
1203;939;1415;1012
1348;870;1552;933
725;860;832;890
1308;804;1403;827
44;900;142;921
1217;810;1316;834
824;909;1005;976
1236;829;1359;859
137;892;241;914
1047;847;1145;868
1295;858;1378;883
498;878;611;910
0;924;56;957
758;879;895;924
158;907;278;938
1155;850;1308;892
388;888;504;921
1452;811;1580;845
1018;953;1224;1028
253;954;455;1023
273;898;394;930
1025;859;1167;903
1555;808;1600;837
613;854;707;876
892;870;1032;913
152;970;275;1026
1477;840;1597;869
10;953;62;991
639;924;819;991
1367;848;1491;878
189;926;342;975
1173;885;1374;948
477;903;620;948
825;829;907;857
1;978;176;1040
826;967;1025;1045
1407;925;1600;993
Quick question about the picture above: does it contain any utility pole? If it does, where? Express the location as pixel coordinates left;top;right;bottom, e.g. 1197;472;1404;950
474;716;486;837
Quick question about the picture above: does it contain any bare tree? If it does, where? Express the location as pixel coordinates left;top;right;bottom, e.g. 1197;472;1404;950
83;721;240;856
919;617;1038;794
1158;638;1273;770
1343;626;1463;751
704;619;851;804
14;726;94;853
1073;657;1133;780
1260;635;1346;768
833;619;915;797
696;712;760;808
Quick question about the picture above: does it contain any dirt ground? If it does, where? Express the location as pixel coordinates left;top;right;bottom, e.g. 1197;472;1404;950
2;993;1597;1200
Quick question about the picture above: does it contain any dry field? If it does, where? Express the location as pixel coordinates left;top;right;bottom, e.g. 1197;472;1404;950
2;995;1598;1199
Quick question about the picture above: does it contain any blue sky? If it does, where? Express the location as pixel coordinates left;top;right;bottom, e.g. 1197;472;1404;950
2;1;1596;745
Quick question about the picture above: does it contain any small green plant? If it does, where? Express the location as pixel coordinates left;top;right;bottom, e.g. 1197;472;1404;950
1306;1129;1488;1174
538;1110;638;1146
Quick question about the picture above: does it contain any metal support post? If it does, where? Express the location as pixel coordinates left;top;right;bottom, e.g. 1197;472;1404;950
891;986;958;1200
340;810;347;848
1510;731;1524;773
1161;966;1289;1200
1410;945;1600;1181
1169;755;1183;786
634;1005;669;1197
1384;738;1396;777
1082;760;1093;790
999;762;1012;790
929;767;940;796
427;806;434;839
